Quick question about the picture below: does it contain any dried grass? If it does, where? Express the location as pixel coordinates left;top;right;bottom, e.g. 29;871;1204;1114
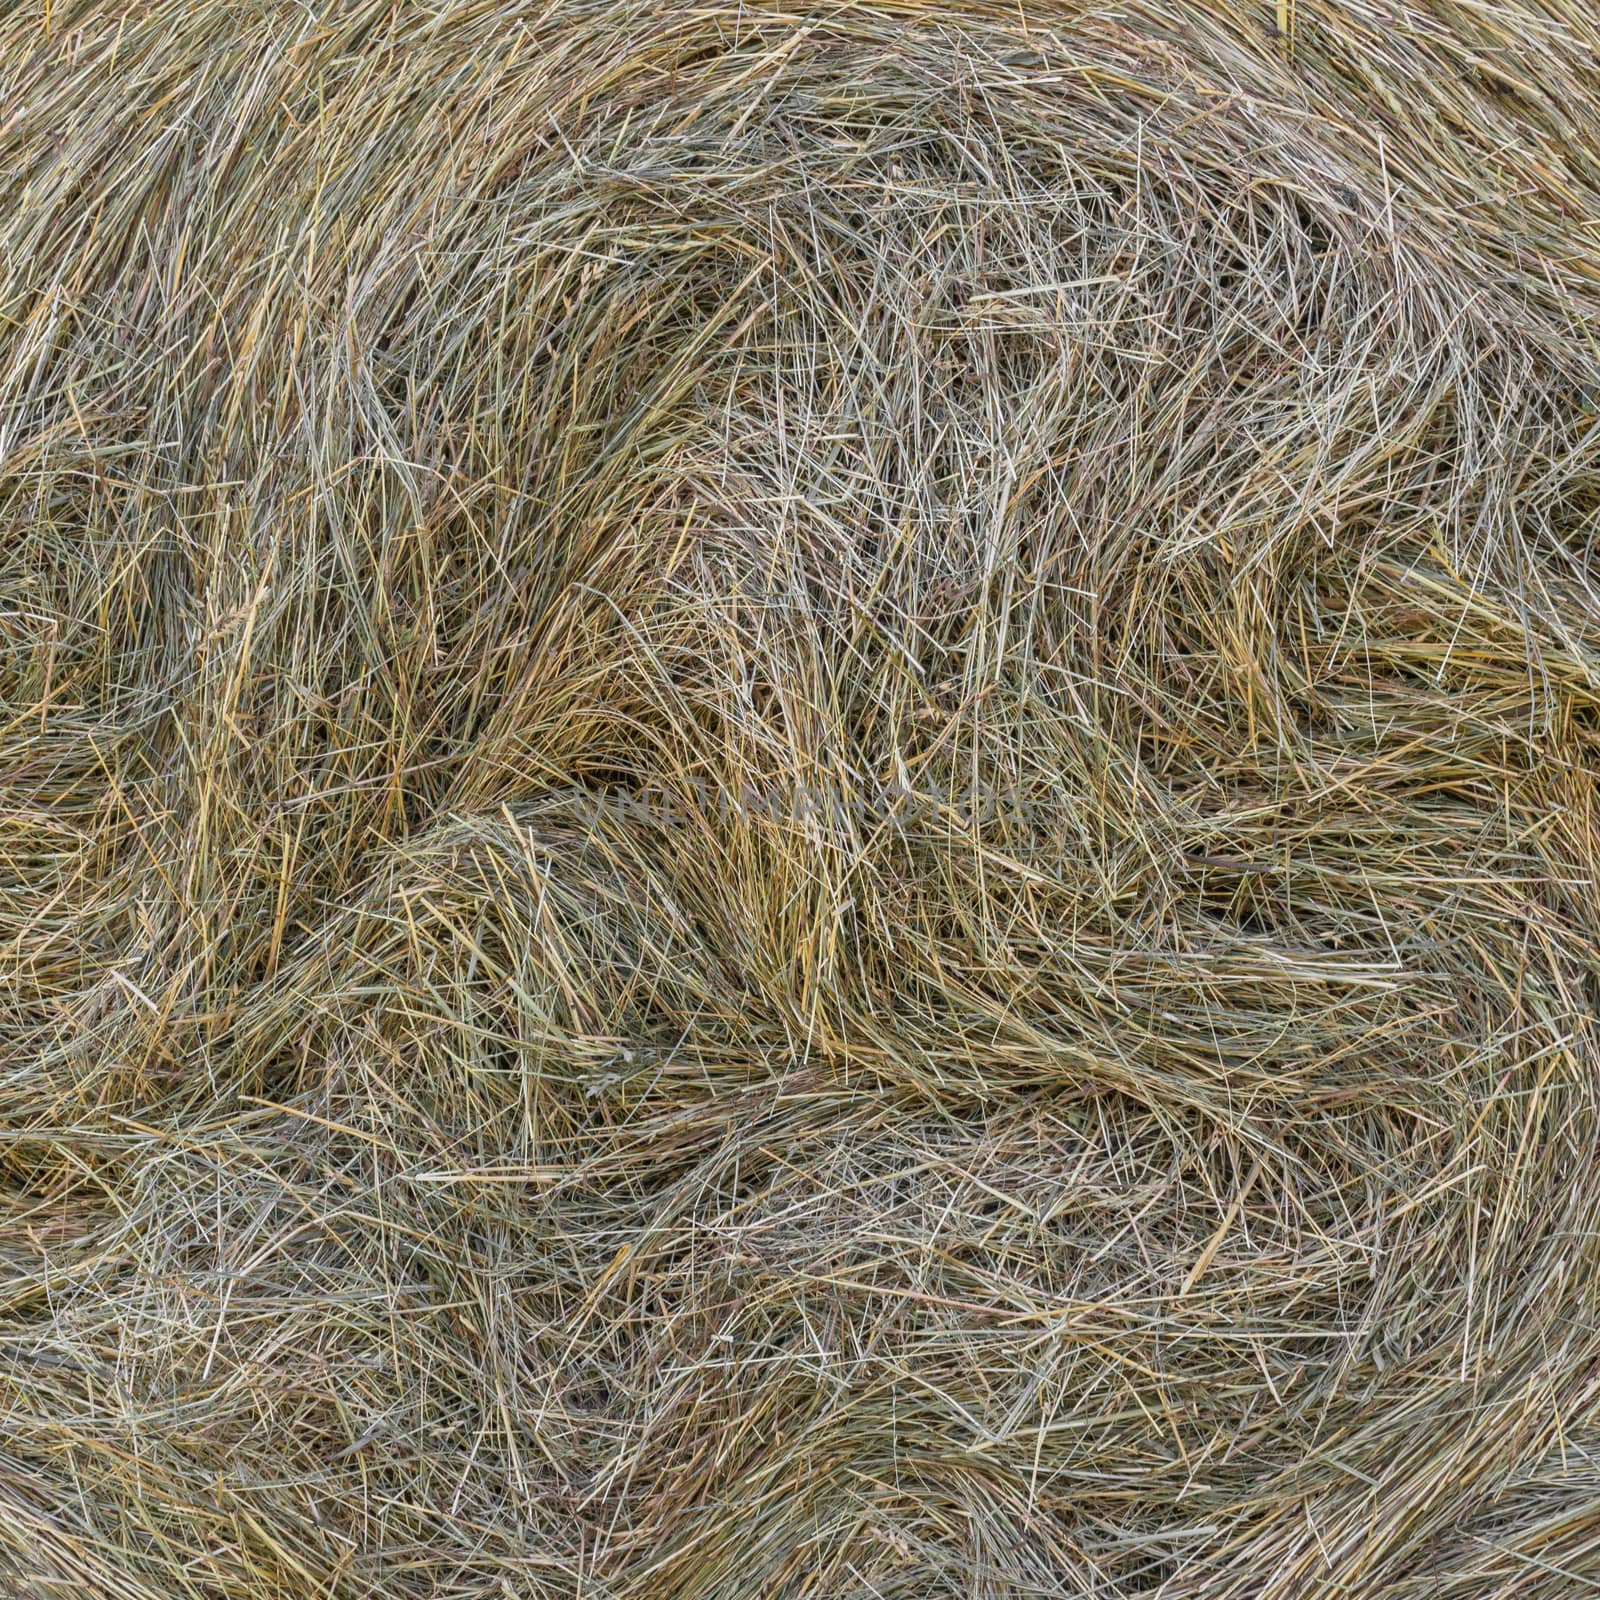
4;2;1600;1596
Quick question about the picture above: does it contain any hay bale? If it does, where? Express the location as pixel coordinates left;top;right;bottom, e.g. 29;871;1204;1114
3;2;1600;1595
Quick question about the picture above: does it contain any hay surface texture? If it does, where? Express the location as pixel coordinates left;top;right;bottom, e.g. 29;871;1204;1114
6;3;1600;1596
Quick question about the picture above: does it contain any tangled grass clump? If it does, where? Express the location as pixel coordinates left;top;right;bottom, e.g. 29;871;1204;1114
5;2;1600;1595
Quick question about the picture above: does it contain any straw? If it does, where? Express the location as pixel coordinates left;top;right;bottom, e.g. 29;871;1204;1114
3;2;1600;1596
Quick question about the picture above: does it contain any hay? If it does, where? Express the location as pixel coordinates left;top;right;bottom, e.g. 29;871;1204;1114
3;1;1600;1595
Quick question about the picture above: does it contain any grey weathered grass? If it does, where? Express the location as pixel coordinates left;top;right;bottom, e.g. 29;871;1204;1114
4;2;1600;1596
